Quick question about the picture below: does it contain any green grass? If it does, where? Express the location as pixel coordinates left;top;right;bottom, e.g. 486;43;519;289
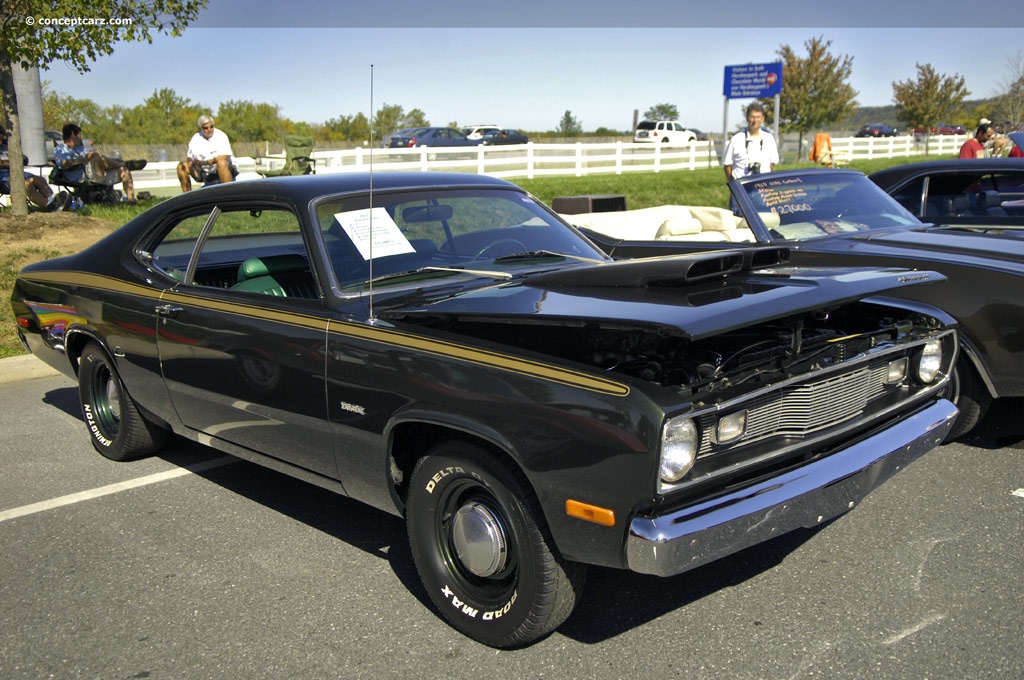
517;155;951;210
1;247;63;358
1;155;951;359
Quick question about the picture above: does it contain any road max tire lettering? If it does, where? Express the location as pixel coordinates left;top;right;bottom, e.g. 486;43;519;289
424;465;465;493
441;584;517;620
82;404;113;448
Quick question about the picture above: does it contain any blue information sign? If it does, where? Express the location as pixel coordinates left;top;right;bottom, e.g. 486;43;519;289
723;62;783;99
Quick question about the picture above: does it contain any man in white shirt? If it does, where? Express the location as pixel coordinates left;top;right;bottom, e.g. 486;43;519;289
722;102;779;180
177;115;237;192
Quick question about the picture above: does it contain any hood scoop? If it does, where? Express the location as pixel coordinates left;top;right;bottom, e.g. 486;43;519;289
525;248;790;288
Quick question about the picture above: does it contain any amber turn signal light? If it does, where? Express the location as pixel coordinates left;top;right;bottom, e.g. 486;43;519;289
565;499;615;527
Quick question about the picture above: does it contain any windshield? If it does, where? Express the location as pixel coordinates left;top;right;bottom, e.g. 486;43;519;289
738;172;922;241
315;188;608;291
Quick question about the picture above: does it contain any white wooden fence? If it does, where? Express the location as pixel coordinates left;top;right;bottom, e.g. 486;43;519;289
827;134;967;162
103;134;975;194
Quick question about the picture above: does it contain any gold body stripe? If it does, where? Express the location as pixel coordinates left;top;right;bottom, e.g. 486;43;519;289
22;271;630;396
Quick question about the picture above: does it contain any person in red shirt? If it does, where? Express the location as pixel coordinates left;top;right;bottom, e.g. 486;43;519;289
959;123;994;158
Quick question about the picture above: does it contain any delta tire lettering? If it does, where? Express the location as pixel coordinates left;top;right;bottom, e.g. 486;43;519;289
441;584;518;620
424;465;465;493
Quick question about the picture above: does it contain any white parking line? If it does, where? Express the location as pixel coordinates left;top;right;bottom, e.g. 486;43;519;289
0;456;238;523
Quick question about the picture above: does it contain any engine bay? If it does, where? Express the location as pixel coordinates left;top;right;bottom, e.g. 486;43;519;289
406;300;944;402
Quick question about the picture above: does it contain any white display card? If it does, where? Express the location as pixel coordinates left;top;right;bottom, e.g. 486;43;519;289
334;208;416;260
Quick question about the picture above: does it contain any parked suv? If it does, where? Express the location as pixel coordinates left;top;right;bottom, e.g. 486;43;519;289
634;120;696;145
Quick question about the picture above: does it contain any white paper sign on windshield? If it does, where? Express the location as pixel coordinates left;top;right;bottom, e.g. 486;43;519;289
334;208;416;260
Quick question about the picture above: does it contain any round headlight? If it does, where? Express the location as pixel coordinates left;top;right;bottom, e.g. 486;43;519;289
916;338;943;384
661;418;698;483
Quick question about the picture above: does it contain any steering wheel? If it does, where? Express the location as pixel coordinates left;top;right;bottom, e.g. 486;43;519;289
472;238;527;261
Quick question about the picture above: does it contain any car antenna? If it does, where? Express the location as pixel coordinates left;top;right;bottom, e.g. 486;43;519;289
367;63;377;324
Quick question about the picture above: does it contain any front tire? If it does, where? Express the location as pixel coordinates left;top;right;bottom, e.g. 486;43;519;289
406;441;586;648
78;342;167;461
947;358;992;440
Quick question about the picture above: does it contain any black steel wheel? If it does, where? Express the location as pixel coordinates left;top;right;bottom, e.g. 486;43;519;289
406;441;585;648
78;342;167;461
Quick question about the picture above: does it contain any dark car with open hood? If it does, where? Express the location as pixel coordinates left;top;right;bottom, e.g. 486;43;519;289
12;172;957;647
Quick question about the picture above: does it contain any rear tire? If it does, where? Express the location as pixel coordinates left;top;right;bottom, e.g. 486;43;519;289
406;441;586;648
78;342;167;461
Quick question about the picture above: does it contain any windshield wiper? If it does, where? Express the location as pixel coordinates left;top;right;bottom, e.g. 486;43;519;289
422;266;513;279
493;250;605;264
366;265;512;285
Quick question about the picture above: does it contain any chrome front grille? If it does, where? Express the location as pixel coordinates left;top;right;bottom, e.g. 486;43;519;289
698;362;891;453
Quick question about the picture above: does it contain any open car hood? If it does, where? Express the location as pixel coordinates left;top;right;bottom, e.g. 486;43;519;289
380;249;949;340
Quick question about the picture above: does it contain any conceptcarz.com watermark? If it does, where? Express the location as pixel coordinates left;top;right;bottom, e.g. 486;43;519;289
23;16;135;27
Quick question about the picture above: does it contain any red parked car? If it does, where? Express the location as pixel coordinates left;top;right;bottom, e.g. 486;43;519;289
913;123;968;135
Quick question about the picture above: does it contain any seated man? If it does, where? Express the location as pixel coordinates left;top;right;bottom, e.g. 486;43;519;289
54;123;146;202
1;127;68;211
177;115;237;192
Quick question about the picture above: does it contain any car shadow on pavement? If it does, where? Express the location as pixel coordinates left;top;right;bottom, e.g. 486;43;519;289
159;430;831;646
39;384;1017;645
41;386;82;419
170;438;827;646
558;525;826;645
956;397;1024;450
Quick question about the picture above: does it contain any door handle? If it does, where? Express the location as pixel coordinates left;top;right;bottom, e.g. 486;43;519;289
155;304;183;317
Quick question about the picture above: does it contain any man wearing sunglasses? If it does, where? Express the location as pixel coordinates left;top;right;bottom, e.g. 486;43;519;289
177;115;237;192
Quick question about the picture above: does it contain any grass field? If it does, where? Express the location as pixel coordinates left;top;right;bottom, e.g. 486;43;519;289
1;156;949;359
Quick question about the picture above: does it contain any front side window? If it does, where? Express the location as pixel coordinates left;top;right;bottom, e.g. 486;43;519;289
148;205;314;296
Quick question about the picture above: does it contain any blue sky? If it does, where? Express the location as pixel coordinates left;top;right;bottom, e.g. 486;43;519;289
34;0;1024;135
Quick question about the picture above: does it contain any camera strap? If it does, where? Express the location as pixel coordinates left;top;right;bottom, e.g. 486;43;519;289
744;131;764;175
744;131;764;153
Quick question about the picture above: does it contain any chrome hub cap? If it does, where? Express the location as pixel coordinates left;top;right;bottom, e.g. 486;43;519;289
451;501;508;577
105;377;121;422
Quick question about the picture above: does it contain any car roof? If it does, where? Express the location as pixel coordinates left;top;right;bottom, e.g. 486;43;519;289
143;172;522;214
869;158;1024;188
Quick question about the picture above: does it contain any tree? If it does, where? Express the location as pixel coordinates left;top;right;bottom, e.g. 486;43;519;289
644;103;679;121
1;0;205;215
371;104;429;143
217;99;286;142
118;88;202;145
41;86;106;131
992;49;1024;129
892;63;969;133
760;35;858;143
557;110;582;137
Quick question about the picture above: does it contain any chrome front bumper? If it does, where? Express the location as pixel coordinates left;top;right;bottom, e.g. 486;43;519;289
626;399;958;577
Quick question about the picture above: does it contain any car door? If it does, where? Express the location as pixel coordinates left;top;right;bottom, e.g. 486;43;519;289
149;201;338;478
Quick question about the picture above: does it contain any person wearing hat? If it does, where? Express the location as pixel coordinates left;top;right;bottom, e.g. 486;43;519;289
54;123;146;202
177;115;237;192
0;127;69;211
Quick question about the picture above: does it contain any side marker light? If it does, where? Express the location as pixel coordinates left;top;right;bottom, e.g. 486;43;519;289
566;500;616;527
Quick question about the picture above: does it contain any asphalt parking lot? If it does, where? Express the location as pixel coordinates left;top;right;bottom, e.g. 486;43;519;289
2;359;1022;679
